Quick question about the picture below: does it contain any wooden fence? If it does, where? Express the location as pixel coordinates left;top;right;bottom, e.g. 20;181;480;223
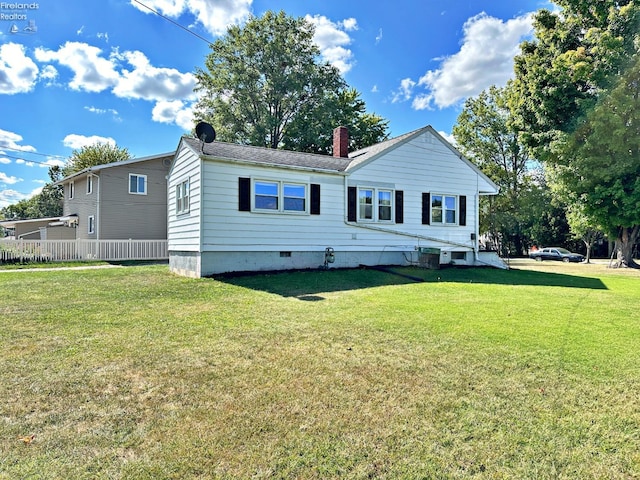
0;239;168;263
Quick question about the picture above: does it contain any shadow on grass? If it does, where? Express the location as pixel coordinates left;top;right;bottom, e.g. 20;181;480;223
215;265;607;299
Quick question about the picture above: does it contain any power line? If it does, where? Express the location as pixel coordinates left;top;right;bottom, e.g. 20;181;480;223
131;0;214;46
1;147;66;160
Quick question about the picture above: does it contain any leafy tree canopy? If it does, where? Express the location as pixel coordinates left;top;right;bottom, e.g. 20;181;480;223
511;0;640;266
194;10;388;152
453;85;565;256
63;142;131;177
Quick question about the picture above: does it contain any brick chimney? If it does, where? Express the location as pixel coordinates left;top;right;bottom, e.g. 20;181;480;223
333;126;349;158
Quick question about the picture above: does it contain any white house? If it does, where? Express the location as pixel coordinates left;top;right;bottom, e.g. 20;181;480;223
167;125;500;277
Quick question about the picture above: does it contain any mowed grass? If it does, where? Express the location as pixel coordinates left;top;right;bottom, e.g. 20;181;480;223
0;261;639;479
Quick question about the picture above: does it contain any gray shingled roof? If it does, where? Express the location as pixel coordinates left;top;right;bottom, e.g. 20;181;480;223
183;136;353;173
55;152;175;185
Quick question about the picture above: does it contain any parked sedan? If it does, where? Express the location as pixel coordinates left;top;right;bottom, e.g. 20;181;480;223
529;247;585;263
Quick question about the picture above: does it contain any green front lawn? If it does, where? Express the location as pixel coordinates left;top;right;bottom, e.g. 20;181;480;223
1;263;639;479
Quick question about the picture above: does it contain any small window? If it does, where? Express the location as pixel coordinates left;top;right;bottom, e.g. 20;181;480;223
432;194;457;225
69;181;74;199
86;176;93;195
176;179;190;214
88;215;95;234
129;174;147;195
451;252;466;261
356;186;394;222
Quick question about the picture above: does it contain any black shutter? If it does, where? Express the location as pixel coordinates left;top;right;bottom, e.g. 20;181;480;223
395;190;404;224
459;195;467;226
347;186;357;222
238;177;250;211
422;192;430;225
310;184;321;215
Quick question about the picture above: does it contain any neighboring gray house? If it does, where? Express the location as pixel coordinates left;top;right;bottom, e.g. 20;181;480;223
0;216;66;239
167;125;501;278
54;153;173;240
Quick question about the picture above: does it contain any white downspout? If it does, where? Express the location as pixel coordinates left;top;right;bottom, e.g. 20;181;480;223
95;174;100;241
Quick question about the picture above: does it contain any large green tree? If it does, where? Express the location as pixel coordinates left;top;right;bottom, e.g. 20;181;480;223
194;11;388;151
453;85;563;256
555;56;640;266
63;142;131;177
512;0;640;266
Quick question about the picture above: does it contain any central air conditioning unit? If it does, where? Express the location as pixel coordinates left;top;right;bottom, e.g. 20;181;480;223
418;247;440;269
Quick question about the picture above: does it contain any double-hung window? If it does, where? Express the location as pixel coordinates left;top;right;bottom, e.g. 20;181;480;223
358;187;394;222
176;179;190;214
88;215;95;235
69;181;74;199
129;174;147;195
254;180;308;214
431;194;457;225
86;176;93;194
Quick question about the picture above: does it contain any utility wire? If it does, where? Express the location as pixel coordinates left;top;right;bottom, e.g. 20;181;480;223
131;0;214;46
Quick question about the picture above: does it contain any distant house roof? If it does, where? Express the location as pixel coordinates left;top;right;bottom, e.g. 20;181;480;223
54;152;174;185
0;216;64;229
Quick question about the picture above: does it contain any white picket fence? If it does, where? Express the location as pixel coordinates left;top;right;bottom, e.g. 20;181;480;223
0;239;168;263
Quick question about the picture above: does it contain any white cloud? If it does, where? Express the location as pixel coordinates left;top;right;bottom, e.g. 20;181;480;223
0;189;26;208
152;100;194;130
34;42;197;106
305;14;357;74
392;78;416;103
39;64;58;83
0;172;22;184
63;134;116;150
342;18;358;31
85;106;119;116
34;41;120;93
16;159;35;167
375;28;383;45
0;42;39;94
130;0;252;37
0;157;10;164
112;50;196;101
39;157;66;169
0;129;37;153
438;130;456;146
399;12;533;110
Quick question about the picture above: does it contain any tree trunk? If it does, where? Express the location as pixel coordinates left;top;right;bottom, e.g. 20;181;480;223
583;240;591;264
610;226;640;268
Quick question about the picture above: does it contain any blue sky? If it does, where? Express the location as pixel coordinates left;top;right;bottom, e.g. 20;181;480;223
0;0;552;209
